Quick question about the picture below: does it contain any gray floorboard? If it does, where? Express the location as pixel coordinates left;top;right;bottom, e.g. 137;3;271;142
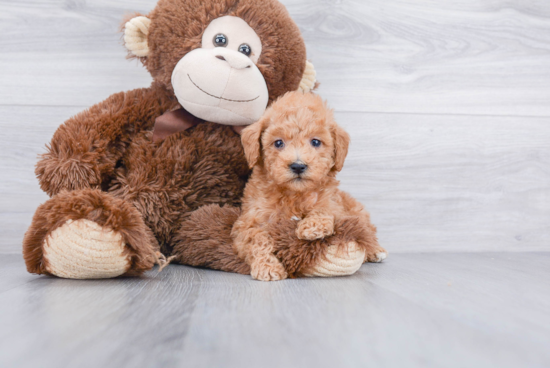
0;253;549;368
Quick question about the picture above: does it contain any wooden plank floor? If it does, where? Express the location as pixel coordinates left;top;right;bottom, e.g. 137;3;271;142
1;0;550;367
1;253;549;368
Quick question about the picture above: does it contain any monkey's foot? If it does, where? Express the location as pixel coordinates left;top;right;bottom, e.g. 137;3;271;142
43;219;130;279
23;189;158;279
303;241;365;277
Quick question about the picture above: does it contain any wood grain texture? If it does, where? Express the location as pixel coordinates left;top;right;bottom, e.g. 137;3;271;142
0;253;549;368
290;0;550;116
336;111;550;253
0;106;78;252
1;0;550;115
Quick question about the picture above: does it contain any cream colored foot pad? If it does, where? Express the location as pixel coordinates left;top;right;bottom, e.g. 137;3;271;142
305;241;366;277
43;219;130;279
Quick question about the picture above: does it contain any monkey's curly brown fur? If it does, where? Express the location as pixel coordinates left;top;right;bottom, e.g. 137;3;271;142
23;0;310;277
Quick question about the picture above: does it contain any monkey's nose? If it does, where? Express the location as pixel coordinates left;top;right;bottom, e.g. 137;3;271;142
214;49;253;69
290;162;307;175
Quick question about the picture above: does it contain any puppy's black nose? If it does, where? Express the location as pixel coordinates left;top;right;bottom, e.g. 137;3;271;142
290;162;307;175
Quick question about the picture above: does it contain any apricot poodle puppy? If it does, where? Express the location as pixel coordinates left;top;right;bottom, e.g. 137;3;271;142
232;92;387;281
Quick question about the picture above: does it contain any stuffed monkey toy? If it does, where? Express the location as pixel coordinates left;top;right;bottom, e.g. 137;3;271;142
23;0;381;279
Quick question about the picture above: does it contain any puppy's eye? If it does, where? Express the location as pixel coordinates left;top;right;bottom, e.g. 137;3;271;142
238;44;252;57
213;34;228;47
311;139;322;147
274;140;285;149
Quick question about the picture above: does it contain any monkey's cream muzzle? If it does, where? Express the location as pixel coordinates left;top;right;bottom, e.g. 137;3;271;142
171;47;269;126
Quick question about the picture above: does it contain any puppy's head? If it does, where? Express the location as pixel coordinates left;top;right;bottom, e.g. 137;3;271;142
241;92;350;192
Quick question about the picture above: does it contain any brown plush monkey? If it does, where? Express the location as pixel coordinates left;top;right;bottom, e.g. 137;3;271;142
23;0;375;279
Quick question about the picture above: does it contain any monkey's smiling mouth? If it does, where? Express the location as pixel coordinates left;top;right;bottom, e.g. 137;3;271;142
187;74;259;103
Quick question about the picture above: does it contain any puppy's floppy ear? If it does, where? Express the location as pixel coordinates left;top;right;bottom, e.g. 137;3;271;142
331;123;350;173
241;119;266;168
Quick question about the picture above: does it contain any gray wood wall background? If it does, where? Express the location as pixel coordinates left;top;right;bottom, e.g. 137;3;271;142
1;0;549;254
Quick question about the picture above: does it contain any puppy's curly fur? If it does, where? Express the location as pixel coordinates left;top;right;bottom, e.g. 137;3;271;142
232;92;387;281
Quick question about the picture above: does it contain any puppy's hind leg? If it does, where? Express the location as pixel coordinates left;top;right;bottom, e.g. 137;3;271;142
362;233;388;263
346;213;387;263
354;215;387;263
339;192;388;263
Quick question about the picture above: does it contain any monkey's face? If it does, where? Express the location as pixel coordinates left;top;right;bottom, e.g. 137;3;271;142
123;0;315;127
171;16;269;126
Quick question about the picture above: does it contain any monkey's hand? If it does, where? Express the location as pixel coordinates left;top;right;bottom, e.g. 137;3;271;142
35;150;104;197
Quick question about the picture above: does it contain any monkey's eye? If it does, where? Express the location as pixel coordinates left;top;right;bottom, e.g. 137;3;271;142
238;44;252;57
311;139;322;147
274;140;285;149
213;34;228;47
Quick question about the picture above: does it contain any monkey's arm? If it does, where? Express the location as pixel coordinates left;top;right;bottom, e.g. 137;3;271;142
36;85;175;196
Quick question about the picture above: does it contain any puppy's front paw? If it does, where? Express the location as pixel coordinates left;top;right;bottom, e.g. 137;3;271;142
296;217;334;240
251;259;288;281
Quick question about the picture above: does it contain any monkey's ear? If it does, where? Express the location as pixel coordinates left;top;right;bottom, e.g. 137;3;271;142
298;61;317;93
241;119;266;169
124;16;151;58
331;123;350;173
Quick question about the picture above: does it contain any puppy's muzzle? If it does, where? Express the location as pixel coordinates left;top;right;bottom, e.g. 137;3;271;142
289;162;308;175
